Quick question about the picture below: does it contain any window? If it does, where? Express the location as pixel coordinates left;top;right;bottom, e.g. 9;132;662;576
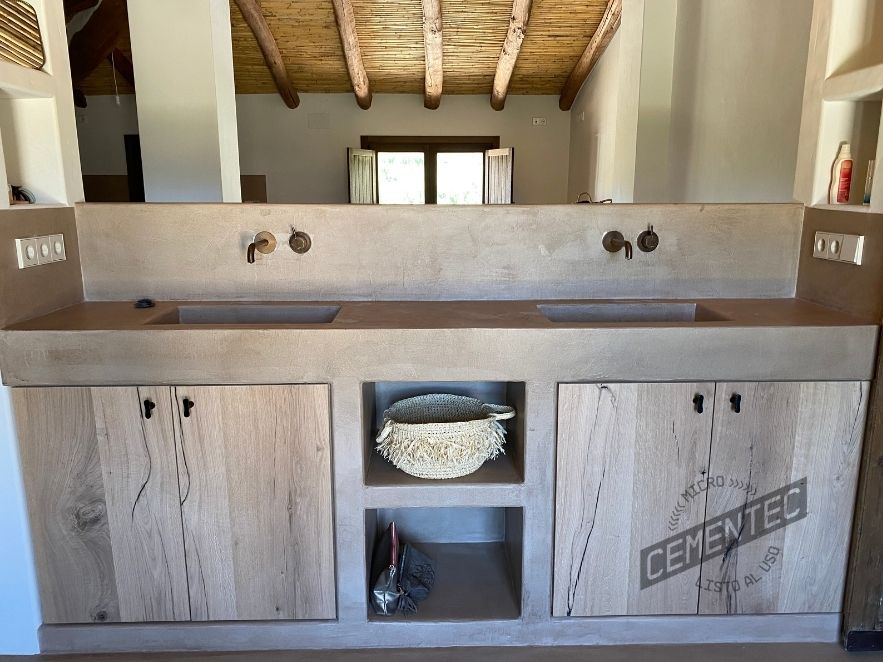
361;136;499;204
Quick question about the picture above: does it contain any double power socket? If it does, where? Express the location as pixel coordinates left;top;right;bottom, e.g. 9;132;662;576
812;231;863;265
15;234;67;269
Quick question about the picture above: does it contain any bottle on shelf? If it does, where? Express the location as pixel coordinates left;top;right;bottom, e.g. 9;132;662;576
829;143;853;205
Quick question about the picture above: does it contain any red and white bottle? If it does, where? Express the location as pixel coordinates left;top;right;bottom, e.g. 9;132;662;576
829;143;853;204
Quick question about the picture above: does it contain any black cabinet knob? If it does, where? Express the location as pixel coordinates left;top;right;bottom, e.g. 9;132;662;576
182;398;195;418
692;394;704;414
143;399;155;420
730;393;742;413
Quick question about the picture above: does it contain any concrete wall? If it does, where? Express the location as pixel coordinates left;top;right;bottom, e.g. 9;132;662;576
76;93;571;204
75;203;804;302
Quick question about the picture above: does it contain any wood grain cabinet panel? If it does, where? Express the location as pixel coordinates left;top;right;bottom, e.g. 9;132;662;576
699;381;868;615
173;385;336;621
15;387;188;624
91;387;190;622
553;383;716;617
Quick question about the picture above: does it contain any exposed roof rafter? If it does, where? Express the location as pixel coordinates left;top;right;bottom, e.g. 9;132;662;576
67;0;127;85
233;0;300;109
559;0;622;111
331;0;372;110
490;0;532;111
422;0;443;110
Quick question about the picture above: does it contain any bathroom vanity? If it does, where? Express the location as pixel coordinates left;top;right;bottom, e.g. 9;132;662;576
0;203;879;652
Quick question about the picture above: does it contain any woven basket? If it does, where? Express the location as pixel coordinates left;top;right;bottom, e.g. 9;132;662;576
376;394;516;480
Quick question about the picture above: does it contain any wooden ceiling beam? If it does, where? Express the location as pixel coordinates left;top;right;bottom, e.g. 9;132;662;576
233;0;300;109
331;0;372;110
67;0;127;86
64;0;100;23
559;0;622;111
490;0;532;111
422;0;443;110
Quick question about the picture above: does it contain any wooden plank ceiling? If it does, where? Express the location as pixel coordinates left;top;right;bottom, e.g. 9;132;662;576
77;0;612;107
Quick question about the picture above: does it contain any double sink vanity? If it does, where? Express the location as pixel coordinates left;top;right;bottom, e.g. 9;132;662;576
0;202;877;651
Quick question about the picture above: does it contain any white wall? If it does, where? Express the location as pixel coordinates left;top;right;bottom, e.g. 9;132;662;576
76;93;571;204
567;30;621;203
75;95;139;175
236;93;570;204
566;0;645;203
667;0;813;202
566;0;813;203
128;0;241;202
0;384;40;655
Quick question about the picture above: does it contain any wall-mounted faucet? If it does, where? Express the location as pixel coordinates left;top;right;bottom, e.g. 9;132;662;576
247;231;277;263
602;230;633;260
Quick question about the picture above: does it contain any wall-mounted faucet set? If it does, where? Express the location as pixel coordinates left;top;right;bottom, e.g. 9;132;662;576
247;230;312;263
602;225;659;260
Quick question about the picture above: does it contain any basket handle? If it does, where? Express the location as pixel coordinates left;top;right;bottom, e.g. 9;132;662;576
483;404;516;421
377;420;394;444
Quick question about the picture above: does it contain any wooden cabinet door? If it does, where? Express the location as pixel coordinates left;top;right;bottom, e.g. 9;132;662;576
553;383;715;617
699;381;868;614
15;387;189;624
173;385;336;621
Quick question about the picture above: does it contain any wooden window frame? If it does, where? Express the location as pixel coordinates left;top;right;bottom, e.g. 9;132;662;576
361;136;500;204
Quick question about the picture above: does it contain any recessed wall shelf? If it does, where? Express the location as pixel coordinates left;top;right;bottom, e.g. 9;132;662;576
365;507;523;622
795;0;883;214
362;381;526;488
824;63;883;101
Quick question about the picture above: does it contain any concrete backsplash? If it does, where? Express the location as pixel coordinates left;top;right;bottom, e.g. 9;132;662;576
0;207;83;327
797;206;883;321
75;203;803;301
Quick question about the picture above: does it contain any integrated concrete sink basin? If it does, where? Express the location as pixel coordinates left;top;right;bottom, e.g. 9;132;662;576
149;304;341;325
537;302;728;324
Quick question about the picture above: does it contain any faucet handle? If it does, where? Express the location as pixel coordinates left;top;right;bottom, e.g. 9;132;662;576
289;230;312;254
637;225;659;253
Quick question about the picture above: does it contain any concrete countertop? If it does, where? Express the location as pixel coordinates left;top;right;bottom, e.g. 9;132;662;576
4;298;875;330
0;298;877;386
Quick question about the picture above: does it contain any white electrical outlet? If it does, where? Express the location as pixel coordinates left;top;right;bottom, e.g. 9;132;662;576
49;234;66;262
532;117;547;126
813;231;863;265
14;234;67;269
35;235;53;265
15;238;39;269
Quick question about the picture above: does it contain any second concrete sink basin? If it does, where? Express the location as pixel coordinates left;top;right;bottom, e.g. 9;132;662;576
149;304;341;325
537;302;728;324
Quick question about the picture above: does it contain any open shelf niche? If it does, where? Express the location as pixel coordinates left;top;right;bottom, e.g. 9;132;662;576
365;506;523;622
0;1;82;209
797;0;883;213
362;381;526;487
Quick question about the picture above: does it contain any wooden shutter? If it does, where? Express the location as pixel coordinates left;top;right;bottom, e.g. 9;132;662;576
484;147;514;204
0;1;44;69
348;148;377;204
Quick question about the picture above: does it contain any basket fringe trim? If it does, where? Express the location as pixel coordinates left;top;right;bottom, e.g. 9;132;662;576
376;419;507;480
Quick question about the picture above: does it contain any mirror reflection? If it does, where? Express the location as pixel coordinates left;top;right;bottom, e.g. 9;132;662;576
69;0;817;205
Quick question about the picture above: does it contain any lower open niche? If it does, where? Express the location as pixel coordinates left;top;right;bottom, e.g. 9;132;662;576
365;506;523;621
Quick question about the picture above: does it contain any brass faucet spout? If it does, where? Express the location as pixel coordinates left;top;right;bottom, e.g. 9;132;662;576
246;232;277;264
